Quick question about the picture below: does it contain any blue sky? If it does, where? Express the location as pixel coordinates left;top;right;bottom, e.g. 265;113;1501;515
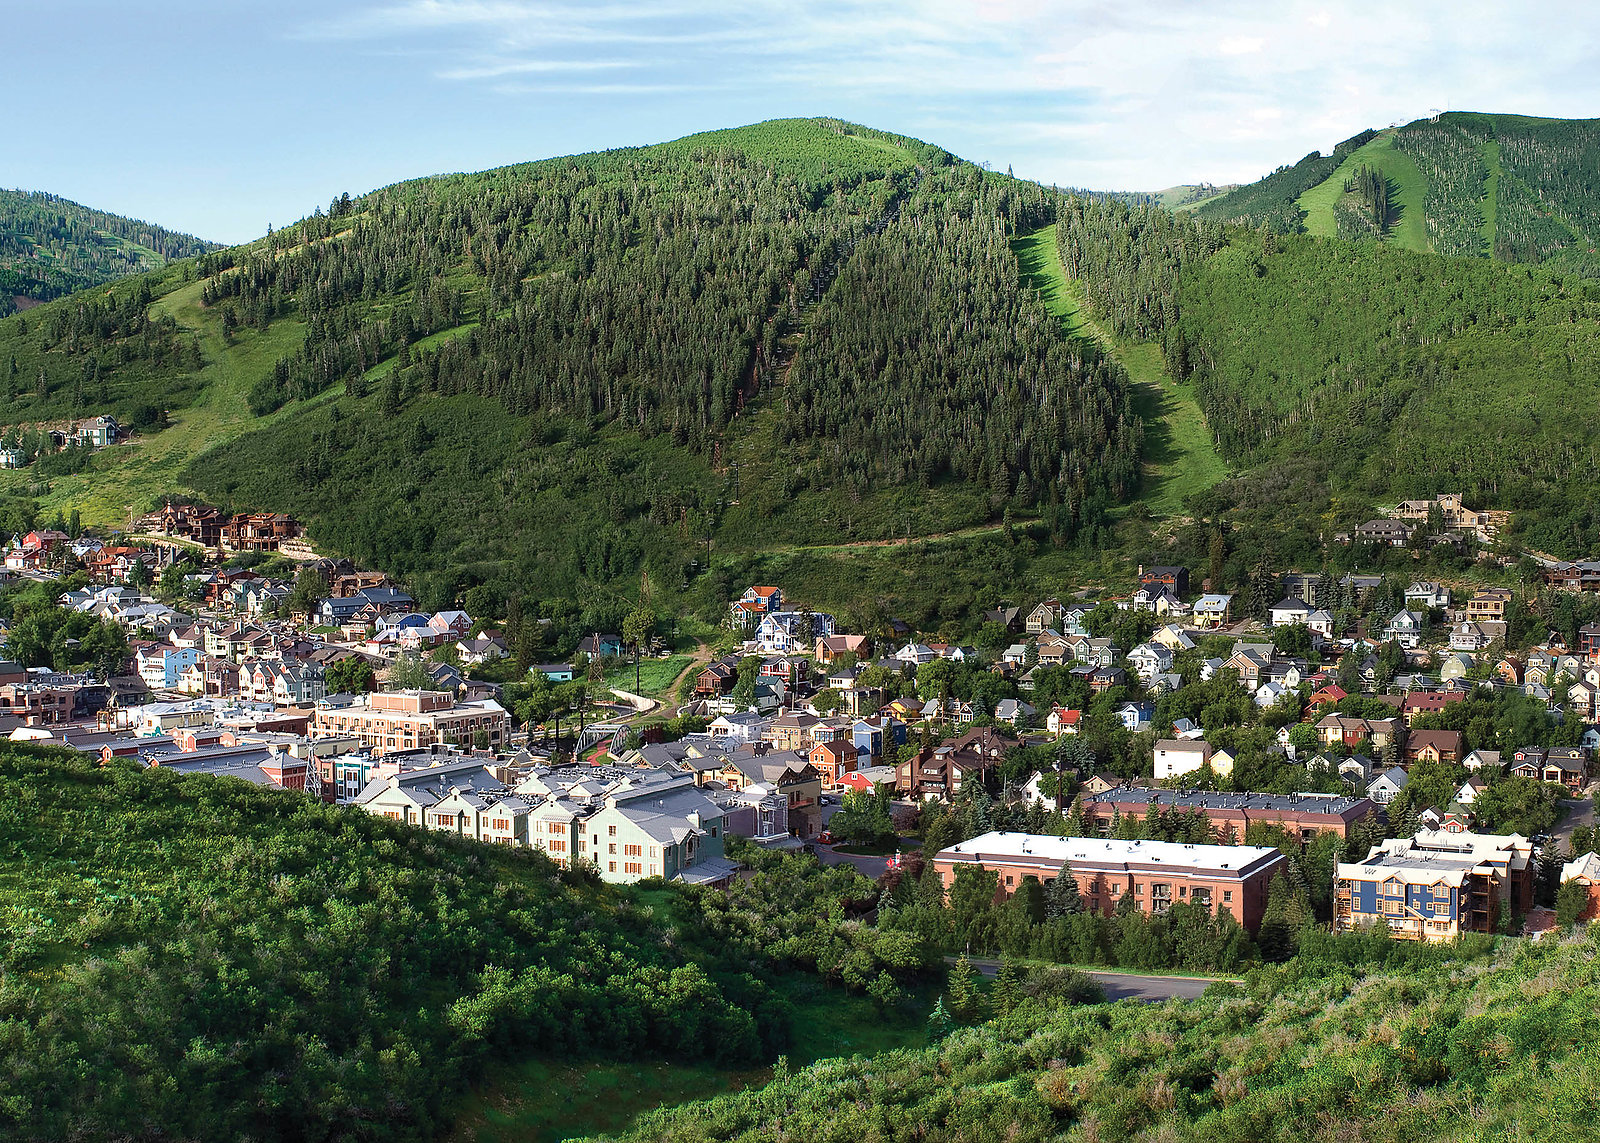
10;1;1599;244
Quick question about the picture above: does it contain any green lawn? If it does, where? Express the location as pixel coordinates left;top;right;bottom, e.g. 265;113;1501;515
1296;130;1431;252
603;654;695;699
1013;224;1228;517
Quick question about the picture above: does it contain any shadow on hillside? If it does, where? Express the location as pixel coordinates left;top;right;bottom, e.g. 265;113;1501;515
1127;381;1179;503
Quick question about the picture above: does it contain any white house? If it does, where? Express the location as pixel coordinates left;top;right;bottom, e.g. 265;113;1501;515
1307;609;1336;638
1368;766;1410;805
755;611;835;654
1127;642;1173;682
1385;610;1423;650
1046;707;1082;735
894;642;938;666
1269;598;1311;628
1153;738;1214;780
1405;581;1451;610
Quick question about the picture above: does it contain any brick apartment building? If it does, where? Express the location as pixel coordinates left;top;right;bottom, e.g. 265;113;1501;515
931;832;1287;933
1078;788;1377;842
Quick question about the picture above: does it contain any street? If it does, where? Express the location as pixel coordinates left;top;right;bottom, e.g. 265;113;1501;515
1554;783;1597;849
953;957;1235;1001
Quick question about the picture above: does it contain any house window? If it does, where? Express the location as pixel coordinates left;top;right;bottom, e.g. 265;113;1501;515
608;862;616;872
608;825;617;837
609;843;617;854
549;840;566;853
1222;891;1233;903
649;846;658;858
492;818;509;831
625;862;642;875
625;844;642;857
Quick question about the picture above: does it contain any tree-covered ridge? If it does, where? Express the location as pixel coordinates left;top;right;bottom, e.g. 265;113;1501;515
0;189;215;315
1192;129;1377;233
0;746;800;1142
1172;234;1600;552
1198;113;1600;276
604;930;1600;1143
782;178;1141;532
177;122;1139;604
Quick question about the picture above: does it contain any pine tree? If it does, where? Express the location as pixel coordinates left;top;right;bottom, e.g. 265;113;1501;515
1045;861;1086;918
945;955;983;1024
926;996;953;1040
991;959;1022;1016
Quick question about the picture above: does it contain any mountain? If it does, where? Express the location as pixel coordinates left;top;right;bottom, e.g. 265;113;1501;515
1196;112;1600;277
0;118;1140;627
0;189;217;316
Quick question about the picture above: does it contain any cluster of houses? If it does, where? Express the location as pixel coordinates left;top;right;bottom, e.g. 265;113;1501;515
0;416;123;468
130;501;305;555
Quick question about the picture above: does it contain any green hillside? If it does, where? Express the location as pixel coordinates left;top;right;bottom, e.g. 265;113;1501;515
1198;113;1600;277
606;930;1600;1143
0;117;1139;622
0;745;923;1142
0;189;216;316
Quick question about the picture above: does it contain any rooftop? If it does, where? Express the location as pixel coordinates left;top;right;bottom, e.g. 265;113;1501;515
938;831;1284;874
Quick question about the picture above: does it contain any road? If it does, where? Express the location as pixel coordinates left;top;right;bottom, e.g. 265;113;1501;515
953;957;1234;1001
1554;783;1597;849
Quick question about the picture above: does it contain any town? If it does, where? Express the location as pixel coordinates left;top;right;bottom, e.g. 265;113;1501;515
9;494;1600;945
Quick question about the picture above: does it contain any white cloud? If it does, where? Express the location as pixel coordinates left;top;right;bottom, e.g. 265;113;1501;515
300;0;1600;190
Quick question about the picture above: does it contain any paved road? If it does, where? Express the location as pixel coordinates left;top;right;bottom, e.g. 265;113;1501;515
954;957;1234;1001
1554;784;1597;849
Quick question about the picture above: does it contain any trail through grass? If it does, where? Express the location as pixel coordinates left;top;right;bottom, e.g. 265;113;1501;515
1296;131;1431;252
2;278;318;527
1013;224;1227;517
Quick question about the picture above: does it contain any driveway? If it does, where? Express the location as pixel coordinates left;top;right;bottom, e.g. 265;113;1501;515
953;957;1234;1001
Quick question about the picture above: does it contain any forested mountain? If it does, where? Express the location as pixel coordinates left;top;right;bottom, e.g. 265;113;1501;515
1198;113;1600;277
0;118;1141;625
0;189;216;316
1059;184;1600;558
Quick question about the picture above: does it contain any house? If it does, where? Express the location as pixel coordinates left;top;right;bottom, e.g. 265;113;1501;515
755;611;834;654
1307;610;1336;638
1338;755;1375;785
1384;610;1424;650
1269;598;1312;628
932;833;1285;933
1353;519;1415;546
894;642;938;666
1046;707;1083;736
1439;652;1476;682
1462;749;1502;773
1455;777;1488;806
1192;594;1234;628
1465;589;1513;623
982;606;1023;633
1405;729;1463;766
840;764;898;795
1316;714;1400;750
577;633;624;658
1089;665;1127;693
455;635;508;666
1560;853;1600;923
809;739;856;788
1138;565;1190;598
895;727;1009;802
729;586;783;629
1116;702;1153;732
1542;747;1587;791
1367;766;1410;805
1405;581;1450;610
814;633;869;664
694;654;743;697
1127;642;1173;682
1402;690;1465;725
1153;739;1214;781
1025;600;1065;635
993;698;1035;727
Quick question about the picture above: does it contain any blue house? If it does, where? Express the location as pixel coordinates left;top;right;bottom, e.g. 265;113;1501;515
535;663;576;683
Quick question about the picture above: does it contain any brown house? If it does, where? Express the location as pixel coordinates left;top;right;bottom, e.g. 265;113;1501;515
1404;729;1464;767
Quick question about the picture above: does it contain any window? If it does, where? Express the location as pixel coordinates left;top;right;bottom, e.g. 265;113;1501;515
609;825;617;837
608;862;616;872
624;844;642;857
549;840;566;853
609;843;617;854
625;862;642;875
1005;875;1014;886
1222;891;1233;903
492;818;509;831
649;846;658;858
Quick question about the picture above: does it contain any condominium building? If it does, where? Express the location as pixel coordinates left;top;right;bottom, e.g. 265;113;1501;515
1335;829;1536;941
931;832;1287;933
311;689;508;754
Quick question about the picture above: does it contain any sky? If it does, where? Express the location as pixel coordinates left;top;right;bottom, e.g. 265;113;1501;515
9;0;1600;244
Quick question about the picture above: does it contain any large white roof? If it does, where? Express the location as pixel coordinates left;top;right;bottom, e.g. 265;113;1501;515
939;831;1282;873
